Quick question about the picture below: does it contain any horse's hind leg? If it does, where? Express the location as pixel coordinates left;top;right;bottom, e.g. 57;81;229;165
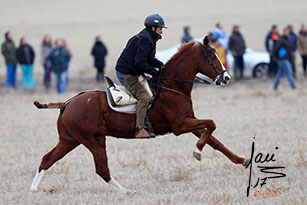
193;131;247;166
31;141;79;191
83;136;136;196
31;116;80;191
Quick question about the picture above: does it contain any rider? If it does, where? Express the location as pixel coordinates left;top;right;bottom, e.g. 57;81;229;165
115;14;167;138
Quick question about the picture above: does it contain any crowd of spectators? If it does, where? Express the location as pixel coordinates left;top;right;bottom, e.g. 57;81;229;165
181;23;307;90
1;32;108;94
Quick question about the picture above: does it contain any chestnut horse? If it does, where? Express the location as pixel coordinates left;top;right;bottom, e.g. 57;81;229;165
31;36;249;195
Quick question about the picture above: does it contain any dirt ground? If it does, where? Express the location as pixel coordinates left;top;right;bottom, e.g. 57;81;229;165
1;0;307;204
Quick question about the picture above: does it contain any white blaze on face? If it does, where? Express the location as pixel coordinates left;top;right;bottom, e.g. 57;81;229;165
215;53;231;83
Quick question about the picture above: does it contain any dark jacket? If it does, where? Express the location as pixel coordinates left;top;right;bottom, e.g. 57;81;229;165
228;31;246;56
288;31;297;52
46;47;71;74
16;45;35;65
181;27;193;43
273;35;292;61
115;28;163;77
265;31;280;53
1;39;18;64
91;41;108;68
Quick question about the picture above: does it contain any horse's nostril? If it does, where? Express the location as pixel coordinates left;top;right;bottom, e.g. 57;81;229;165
224;76;230;81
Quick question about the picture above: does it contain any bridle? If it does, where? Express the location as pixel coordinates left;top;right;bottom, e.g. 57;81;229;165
151;43;227;99
198;43;227;84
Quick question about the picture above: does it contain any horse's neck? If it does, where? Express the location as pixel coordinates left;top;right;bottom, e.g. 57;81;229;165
161;45;200;95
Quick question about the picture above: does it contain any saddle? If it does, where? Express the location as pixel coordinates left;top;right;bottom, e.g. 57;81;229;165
105;75;154;114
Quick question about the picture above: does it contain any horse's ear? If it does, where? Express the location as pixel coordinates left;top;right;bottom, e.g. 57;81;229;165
203;35;211;46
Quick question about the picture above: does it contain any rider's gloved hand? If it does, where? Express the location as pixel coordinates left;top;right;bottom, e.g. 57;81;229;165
157;61;164;69
151;69;159;77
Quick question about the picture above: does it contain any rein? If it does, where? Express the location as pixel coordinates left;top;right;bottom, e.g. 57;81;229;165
151;43;226;99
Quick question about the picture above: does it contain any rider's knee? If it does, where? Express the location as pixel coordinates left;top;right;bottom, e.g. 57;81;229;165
138;93;150;104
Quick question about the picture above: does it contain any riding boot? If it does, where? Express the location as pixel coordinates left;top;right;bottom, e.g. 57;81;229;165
144;114;155;134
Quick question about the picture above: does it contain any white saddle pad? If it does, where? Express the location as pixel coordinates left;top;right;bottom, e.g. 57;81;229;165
106;76;154;114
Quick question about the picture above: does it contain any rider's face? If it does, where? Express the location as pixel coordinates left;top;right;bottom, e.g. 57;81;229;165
153;27;163;35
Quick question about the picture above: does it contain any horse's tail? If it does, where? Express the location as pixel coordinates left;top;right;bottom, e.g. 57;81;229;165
33;101;65;109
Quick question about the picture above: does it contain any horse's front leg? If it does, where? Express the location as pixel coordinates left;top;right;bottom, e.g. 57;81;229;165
173;118;216;160
193;130;248;166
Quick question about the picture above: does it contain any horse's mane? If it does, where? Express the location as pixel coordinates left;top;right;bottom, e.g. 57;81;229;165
164;41;196;67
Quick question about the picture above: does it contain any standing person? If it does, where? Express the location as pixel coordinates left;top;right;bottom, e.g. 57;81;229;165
181;26;193;43
228;25;246;79
62;39;72;85
16;37;36;91
40;35;53;90
1;31;18;90
287;25;297;78
211;36;227;69
91;35;108;82
273;28;296;90
115;14;166;138
212;22;229;50
297;24;307;77
46;39;71;94
265;25;280;77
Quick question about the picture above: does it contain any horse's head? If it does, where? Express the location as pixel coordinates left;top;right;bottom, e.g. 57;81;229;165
197;35;231;86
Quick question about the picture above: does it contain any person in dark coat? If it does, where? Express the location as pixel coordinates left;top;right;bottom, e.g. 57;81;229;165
16;37;36;90
272;28;296;90
181;26;193;43
1;31;18;89
115;14;166;138
228;25;246;79
46;39;71;94
91;35;108;82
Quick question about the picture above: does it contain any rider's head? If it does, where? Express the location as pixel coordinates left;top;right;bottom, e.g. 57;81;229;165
144;14;167;35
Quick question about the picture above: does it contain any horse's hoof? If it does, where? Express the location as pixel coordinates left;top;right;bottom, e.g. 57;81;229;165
127;190;136;197
193;151;201;161
243;158;251;168
30;187;38;192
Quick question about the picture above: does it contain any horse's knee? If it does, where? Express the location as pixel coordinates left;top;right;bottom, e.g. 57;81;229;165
208;120;216;131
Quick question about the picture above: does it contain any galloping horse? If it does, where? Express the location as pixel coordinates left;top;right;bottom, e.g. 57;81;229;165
31;36;249;195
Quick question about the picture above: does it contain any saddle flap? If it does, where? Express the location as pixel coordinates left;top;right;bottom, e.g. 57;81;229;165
108;85;138;106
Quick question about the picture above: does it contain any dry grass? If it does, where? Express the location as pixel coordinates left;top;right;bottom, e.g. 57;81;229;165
1;78;307;204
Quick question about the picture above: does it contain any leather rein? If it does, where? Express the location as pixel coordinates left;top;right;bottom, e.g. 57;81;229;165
152;43;227;99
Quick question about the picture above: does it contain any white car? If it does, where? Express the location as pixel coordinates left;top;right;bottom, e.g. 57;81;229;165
226;48;270;79
156;40;270;79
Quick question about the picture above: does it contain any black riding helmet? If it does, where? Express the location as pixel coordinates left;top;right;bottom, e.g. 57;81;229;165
144;14;167;29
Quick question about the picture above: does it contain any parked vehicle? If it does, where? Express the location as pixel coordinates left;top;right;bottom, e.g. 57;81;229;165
226;48;270;79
